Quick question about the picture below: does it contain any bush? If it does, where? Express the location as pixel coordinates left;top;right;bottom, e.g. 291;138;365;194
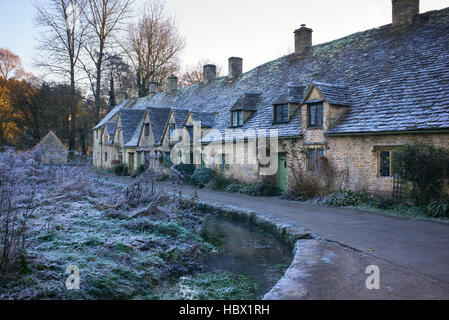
316;190;371;207
207;172;231;190
192;168;216;186
113;164;128;176
174;164;196;177
284;167;320;200
424;197;449;218
393;143;449;205
252;175;280;197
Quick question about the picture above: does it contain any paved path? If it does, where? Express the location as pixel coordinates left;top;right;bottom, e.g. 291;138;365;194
106;174;449;297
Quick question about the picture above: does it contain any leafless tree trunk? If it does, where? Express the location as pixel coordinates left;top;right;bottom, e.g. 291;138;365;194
120;0;184;97
33;0;87;152
82;0;133;124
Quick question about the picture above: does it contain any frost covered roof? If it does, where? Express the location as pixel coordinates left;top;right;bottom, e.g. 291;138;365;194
120;109;145;146
94;7;449;140
105;121;117;136
172;109;190;128
147;108;171;144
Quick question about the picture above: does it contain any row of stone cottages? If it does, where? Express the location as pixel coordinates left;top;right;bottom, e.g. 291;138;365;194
93;1;449;196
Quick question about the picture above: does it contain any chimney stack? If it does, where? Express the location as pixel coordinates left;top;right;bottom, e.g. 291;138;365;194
203;64;217;84
149;82;158;95
228;57;243;79
294;24;313;55
167;75;178;94
392;0;419;26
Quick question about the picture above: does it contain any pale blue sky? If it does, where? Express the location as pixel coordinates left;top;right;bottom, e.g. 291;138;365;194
1;0;448;79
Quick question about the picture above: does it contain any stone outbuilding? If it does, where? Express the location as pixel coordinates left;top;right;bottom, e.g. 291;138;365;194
35;131;68;165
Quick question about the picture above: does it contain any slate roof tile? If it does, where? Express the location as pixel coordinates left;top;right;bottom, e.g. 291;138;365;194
94;7;449;140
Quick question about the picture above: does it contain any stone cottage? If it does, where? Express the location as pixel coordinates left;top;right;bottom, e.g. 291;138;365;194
93;0;449;196
35;131;68;165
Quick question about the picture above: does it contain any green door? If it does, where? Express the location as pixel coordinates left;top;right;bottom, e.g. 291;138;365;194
137;152;142;168
129;153;135;174
277;154;287;192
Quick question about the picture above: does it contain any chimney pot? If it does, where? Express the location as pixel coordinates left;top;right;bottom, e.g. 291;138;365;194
392;0;419;26
167;75;178;93
294;25;313;55
149;82;158;95
203;64;217;84
228;57;243;79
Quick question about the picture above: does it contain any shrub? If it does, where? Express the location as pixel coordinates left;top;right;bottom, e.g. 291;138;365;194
252;175;280;197
424;197;449;218
285;167;320;200
207;172;232;190
316;190;371;207
392;143;449;205
192;168;216;186
174;164;196;177
113;164;128;176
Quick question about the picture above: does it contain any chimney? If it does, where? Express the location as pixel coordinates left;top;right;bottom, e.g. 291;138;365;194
149;82;158;95
203;64;217;84
392;0;419;26
167;75;178;94
228;57;243;79
294;24;313;55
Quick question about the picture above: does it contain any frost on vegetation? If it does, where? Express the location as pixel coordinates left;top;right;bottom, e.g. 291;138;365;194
0;149;220;300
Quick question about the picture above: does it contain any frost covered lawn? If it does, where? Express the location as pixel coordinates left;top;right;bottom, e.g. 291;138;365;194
0;150;257;300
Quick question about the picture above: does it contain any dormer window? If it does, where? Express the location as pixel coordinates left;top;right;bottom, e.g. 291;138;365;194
169;124;176;139
274;104;289;124
232;110;243;127
308;103;323;127
144;123;150;137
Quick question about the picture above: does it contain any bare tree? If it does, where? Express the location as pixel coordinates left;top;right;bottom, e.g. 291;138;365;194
179;59;223;88
81;0;133;123
33;0;87;151
0;48;25;80
121;0;184;97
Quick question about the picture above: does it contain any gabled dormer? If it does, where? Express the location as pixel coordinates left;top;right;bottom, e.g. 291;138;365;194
301;82;350;131
230;93;260;127
272;86;304;124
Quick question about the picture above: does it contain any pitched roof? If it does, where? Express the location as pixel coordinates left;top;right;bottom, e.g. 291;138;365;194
35;130;68;151
306;82;351;106
93;99;137;130
120;109;145;146
105;121;117;136
172;109;190;128
94;7;449;138
189;112;215;128
147;108;171;144
231;93;261;111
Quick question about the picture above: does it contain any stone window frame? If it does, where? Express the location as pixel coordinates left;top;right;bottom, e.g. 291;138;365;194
308;102;324;128
307;148;325;172
273;104;289;124
104;152;108;162
375;147;396;178
168;123;176;140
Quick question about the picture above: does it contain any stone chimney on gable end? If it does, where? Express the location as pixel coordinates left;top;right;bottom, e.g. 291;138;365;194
294;24;313;55
167;75;178;94
228;57;243;79
392;0;419;26
203;64;217;84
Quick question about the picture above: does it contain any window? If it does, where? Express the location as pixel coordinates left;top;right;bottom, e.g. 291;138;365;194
274;104;289;123
169;124;176;139
307;148;324;171
96;130;98;139
144;123;150;137
380;151;392;177
221;154;230;172
232;111;243;127
187;127;194;142
104;152;108;162
165;152;171;164
308;103;323;127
